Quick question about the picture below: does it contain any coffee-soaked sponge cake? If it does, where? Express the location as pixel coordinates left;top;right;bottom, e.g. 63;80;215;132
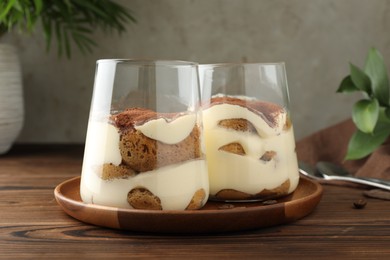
127;187;206;210
119;127;200;172
111;108;201;172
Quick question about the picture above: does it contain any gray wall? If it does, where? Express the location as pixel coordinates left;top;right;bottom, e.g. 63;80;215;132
3;0;388;143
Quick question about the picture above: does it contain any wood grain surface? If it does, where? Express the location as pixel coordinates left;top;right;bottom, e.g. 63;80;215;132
0;145;389;259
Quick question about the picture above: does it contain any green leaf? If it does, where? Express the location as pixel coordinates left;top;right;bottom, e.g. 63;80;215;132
386;107;390;119
337;76;359;93
24;6;33;31
13;0;23;12
345;129;390;160
0;0;16;20
41;16;52;52
73;0;109;19
349;63;371;94
55;21;63;57
364;48;390;105
352;99;380;133
377;107;390;126
33;0;43;14
71;25;93;34
346;108;390;160
72;32;96;54
63;26;71;58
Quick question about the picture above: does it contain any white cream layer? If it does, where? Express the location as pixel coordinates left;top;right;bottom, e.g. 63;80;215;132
80;159;209;210
203;103;286;138
82;121;122;166
202;103;299;196
135;114;196;144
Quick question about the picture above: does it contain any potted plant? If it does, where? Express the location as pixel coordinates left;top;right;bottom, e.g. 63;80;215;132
0;0;136;154
337;47;390;160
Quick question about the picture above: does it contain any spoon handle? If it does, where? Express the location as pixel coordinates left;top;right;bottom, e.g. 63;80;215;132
359;176;390;186
325;176;390;191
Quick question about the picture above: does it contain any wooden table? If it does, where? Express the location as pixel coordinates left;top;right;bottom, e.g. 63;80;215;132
1;145;389;259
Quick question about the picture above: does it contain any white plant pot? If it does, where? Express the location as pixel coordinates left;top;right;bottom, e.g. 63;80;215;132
0;44;24;154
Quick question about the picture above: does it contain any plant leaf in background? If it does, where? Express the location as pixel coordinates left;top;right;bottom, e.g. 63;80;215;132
386;107;390;119
337;75;360;93
350;63;371;94
352;99;379;134
339;47;390;160
364;48;390;106
0;0;136;58
346;109;390;160
345;128;390;160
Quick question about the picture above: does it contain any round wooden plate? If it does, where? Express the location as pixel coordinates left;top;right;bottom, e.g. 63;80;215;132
54;177;322;234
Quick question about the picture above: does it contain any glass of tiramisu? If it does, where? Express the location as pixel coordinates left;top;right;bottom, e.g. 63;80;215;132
200;62;299;202
80;60;209;210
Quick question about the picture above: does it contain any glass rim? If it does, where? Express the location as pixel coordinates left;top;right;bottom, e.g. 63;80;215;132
96;59;198;67
198;61;286;68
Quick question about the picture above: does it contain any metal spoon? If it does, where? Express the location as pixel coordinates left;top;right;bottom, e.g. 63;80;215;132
299;161;322;181
316;161;390;190
299;161;390;191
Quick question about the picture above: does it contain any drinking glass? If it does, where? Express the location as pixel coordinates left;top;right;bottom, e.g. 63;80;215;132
200;62;299;202
80;60;209;210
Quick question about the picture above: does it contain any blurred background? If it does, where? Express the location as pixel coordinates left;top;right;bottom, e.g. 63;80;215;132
2;0;389;143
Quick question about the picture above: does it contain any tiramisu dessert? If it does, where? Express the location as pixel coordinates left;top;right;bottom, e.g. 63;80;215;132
80;108;209;210
202;96;299;201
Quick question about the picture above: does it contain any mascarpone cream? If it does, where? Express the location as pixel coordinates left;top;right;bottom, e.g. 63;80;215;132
134;114;196;144
202;100;299;198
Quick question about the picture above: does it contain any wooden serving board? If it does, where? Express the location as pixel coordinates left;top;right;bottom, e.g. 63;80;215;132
54;177;323;234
